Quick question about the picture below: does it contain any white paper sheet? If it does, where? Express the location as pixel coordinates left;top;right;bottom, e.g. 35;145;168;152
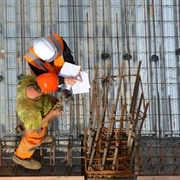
72;71;90;94
59;62;81;78
58;62;90;94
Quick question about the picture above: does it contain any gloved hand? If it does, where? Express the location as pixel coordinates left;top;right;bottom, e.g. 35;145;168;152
15;123;25;134
52;101;64;111
58;84;73;101
60;89;72;101
49;103;63;119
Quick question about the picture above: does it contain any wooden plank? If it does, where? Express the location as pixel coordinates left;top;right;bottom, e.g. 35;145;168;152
137;176;180;180
0;176;84;180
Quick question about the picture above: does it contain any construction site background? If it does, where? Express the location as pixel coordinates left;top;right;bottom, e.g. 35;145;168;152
0;0;179;179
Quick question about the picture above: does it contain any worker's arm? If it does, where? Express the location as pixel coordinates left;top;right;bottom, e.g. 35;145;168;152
25;105;63;134
62;39;75;65
64;77;82;86
61;40;84;86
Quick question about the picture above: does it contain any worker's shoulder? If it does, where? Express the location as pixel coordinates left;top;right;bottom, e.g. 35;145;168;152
22;74;35;81
51;33;63;40
18;74;35;86
52;33;60;37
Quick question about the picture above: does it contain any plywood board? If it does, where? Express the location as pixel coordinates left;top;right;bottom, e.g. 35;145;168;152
0;176;84;180
137;176;180;180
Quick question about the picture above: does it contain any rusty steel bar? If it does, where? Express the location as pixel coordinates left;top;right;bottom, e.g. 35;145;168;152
104;61;112;116
152;0;161;137
72;0;78;64
130;76;140;120
123;0;132;99
86;66;99;154
133;93;144;131
112;104;127;170
168;95;173;137
123;67;128;119
87;90;103;155
82;96;85;130
127;122;134;155
142;102;150;121
86;13;91;122
66;138;72;168
66;138;72;175
4;0;11;135
174;143;178;174
148;139;152;167
0;140;1;167
115;13;121;73
89;62;112;169
159;139;164;171
117;104;127;139
86;13;90;81
40;145;43;161
87;105;107;171
137;146;142;175
87;66;98;136
70;100;73;134
53;142;55;166
109;61;125;135
154;96;157;137
126;61;141;139
101;103;116;170
130;60;142;116
49;143;53;168
130;103;149;166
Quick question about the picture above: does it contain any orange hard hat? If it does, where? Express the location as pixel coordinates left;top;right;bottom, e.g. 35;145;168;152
36;73;58;94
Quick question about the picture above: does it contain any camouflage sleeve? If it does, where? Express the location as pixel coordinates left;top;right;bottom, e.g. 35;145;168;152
19;111;42;130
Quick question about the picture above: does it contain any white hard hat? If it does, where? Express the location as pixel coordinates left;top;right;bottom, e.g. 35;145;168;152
33;37;58;62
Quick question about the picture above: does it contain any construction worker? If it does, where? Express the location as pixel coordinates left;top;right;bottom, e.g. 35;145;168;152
13;73;63;170
24;33;81;101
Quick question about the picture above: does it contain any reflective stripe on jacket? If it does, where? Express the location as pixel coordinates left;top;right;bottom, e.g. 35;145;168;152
14;126;47;159
24;34;65;75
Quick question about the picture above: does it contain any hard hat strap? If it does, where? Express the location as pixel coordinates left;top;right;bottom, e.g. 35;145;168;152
34;81;43;93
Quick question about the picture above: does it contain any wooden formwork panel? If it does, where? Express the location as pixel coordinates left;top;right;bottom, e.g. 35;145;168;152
0;176;84;180
137;176;180;180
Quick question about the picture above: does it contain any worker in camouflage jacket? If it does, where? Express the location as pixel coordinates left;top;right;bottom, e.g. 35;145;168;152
13;73;63;169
